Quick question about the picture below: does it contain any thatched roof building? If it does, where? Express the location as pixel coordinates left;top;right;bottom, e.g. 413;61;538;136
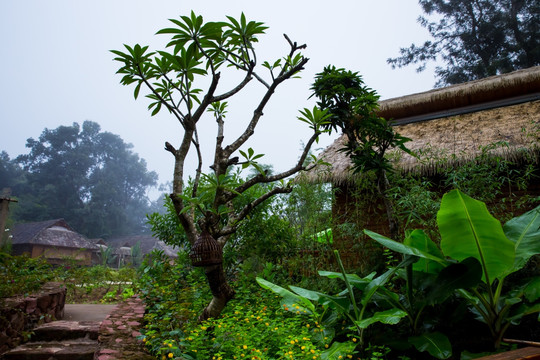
303;66;540;185
12;219;98;265
106;234;179;258
297;67;540;273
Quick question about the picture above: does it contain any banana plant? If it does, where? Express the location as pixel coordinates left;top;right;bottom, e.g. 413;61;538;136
366;228;479;359
365;189;540;349
257;250;417;358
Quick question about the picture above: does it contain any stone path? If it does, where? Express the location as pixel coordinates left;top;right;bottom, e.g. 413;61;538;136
95;296;153;360
1;296;152;360
2;320;100;360
64;304;117;322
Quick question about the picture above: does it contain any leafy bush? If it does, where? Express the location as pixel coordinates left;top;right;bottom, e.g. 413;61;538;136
137;250;358;359
258;190;540;358
58;264;137;303
0;252;56;298
366;189;540;353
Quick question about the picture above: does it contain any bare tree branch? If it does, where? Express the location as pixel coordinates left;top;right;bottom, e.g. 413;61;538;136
212;71;254;102
232;130;320;197
191;129;203;198
223;56;309;158
217;185;293;242
169;71;222;244
164;142;176;155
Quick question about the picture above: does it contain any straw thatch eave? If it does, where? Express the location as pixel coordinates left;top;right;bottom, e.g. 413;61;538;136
300;66;540;185
379;66;540;124
12;219;98;250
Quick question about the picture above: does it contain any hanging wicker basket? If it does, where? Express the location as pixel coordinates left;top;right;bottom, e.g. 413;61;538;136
189;232;223;267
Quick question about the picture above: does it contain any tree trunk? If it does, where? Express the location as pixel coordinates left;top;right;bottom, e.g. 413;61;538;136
377;169;400;240
198;262;235;322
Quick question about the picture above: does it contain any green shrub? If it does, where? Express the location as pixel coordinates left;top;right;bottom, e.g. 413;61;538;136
0;252;56;298
137;250;350;359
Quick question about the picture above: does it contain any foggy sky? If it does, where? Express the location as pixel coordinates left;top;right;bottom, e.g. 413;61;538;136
1;1;437;199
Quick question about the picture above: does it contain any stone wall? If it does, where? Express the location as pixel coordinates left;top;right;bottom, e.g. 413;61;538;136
0;282;66;354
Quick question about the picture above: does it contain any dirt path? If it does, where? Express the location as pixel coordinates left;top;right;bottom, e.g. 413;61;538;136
64;304;117;321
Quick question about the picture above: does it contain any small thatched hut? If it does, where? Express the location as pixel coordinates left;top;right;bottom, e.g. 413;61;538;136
301;66;540;271
11;219;98;266
107;234;179;259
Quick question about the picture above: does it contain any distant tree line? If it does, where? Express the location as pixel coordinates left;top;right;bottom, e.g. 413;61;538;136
1;121;158;238
388;0;540;87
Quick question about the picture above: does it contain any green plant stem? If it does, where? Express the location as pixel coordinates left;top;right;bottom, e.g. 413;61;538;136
495;322;512;349
467;291;491;325
333;250;359;320
493;278;505;307
333;250;365;342
413;305;426;334
406;262;414;313
471;288;497;319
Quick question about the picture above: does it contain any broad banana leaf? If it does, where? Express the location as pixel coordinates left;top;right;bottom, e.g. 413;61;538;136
404;229;445;274
289;285;351;314
256;277;315;314
320;341;357;360
503;204;540;272
409;332;452;359
425;257;482;305
525;277;540;302
364;229;447;265
438;189;514;285
318;271;374;291
354;308;407;329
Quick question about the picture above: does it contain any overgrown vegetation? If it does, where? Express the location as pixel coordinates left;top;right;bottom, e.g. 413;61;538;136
4;7;538;358
3;141;538;359
0;254;137;304
136;130;539;359
0;253;56;298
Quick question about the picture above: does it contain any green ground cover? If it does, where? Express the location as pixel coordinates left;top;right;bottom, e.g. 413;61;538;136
0;255;136;304
137;190;540;360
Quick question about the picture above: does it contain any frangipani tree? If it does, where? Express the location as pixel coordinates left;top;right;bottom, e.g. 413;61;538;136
112;12;328;319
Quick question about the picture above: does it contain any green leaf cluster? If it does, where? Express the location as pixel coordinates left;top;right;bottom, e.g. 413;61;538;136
310;65;411;174
366;189;540;350
111;11;269;118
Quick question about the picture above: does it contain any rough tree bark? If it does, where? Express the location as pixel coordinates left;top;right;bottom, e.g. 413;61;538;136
199;262;235;321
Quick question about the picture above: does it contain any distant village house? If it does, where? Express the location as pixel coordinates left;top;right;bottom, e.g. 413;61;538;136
11;219;98;266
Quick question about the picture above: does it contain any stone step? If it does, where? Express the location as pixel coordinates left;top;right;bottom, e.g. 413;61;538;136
1;338;98;360
31;321;100;342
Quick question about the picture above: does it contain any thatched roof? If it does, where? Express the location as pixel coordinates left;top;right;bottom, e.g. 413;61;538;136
106;234;179;258
302;66;540;185
12;219;98;250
